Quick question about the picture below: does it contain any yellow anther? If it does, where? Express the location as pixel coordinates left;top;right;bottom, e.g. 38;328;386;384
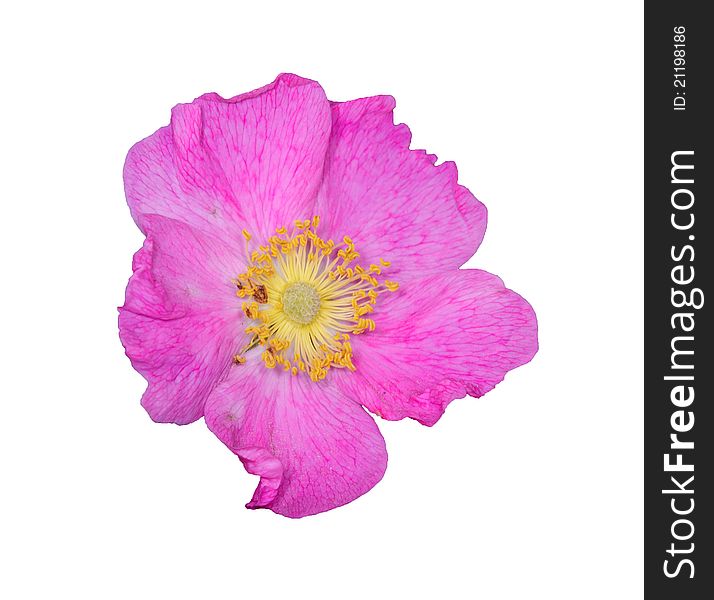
352;318;376;335
232;354;246;365
355;304;374;317
242;301;259;320
262;350;277;369
242;229;252;241
246;323;271;345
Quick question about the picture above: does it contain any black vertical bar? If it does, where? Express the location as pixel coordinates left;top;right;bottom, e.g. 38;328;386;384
645;2;712;598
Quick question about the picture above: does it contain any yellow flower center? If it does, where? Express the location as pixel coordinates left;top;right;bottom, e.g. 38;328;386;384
281;282;321;325
232;216;399;382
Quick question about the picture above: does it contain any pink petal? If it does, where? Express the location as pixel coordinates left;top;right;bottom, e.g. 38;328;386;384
118;216;245;424
193;75;331;240
205;362;387;518
131;215;245;312
335;269;538;426
315;95;487;280
123;123;244;247
234;448;284;509
124;74;332;243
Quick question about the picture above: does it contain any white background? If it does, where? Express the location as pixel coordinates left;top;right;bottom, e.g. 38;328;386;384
0;1;643;598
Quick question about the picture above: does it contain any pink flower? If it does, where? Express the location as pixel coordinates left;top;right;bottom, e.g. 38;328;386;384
119;74;538;518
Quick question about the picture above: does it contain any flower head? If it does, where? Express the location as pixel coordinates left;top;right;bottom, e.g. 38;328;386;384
119;74;538;518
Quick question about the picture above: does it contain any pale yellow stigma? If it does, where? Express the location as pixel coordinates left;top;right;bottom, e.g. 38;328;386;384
231;217;399;382
282;282;321;325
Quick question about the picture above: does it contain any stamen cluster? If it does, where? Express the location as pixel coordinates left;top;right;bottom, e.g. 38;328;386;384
232;217;398;381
